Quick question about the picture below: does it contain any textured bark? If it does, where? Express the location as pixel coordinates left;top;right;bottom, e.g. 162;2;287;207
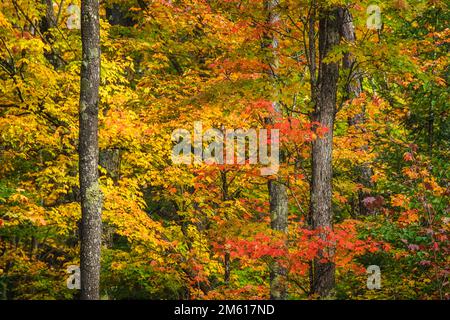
338;8;362;98
310;8;340;298
268;179;288;299
263;0;288;300
79;0;102;300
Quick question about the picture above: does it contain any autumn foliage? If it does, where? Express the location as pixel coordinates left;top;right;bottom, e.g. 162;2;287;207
0;0;448;300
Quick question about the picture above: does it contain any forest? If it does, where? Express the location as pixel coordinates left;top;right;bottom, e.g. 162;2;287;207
0;0;448;300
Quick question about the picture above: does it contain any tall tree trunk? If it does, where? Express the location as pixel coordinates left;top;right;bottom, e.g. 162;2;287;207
79;0;102;300
310;7;340;298
263;0;288;300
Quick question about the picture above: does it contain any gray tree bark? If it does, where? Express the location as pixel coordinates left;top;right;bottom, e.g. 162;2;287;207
263;0;288;300
79;0;103;300
338;8;362;98
310;7;340;298
268;179;288;299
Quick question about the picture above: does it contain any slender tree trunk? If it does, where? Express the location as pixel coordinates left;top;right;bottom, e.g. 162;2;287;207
224;251;231;284
310;7;340;298
263;0;288;300
338;8;361;98
220;170;231;285
79;0;102;300
268;179;288;299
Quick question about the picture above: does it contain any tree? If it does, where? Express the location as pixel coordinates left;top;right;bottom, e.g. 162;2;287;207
79;0;102;300
0;0;447;301
263;0;288;300
309;4;341;297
